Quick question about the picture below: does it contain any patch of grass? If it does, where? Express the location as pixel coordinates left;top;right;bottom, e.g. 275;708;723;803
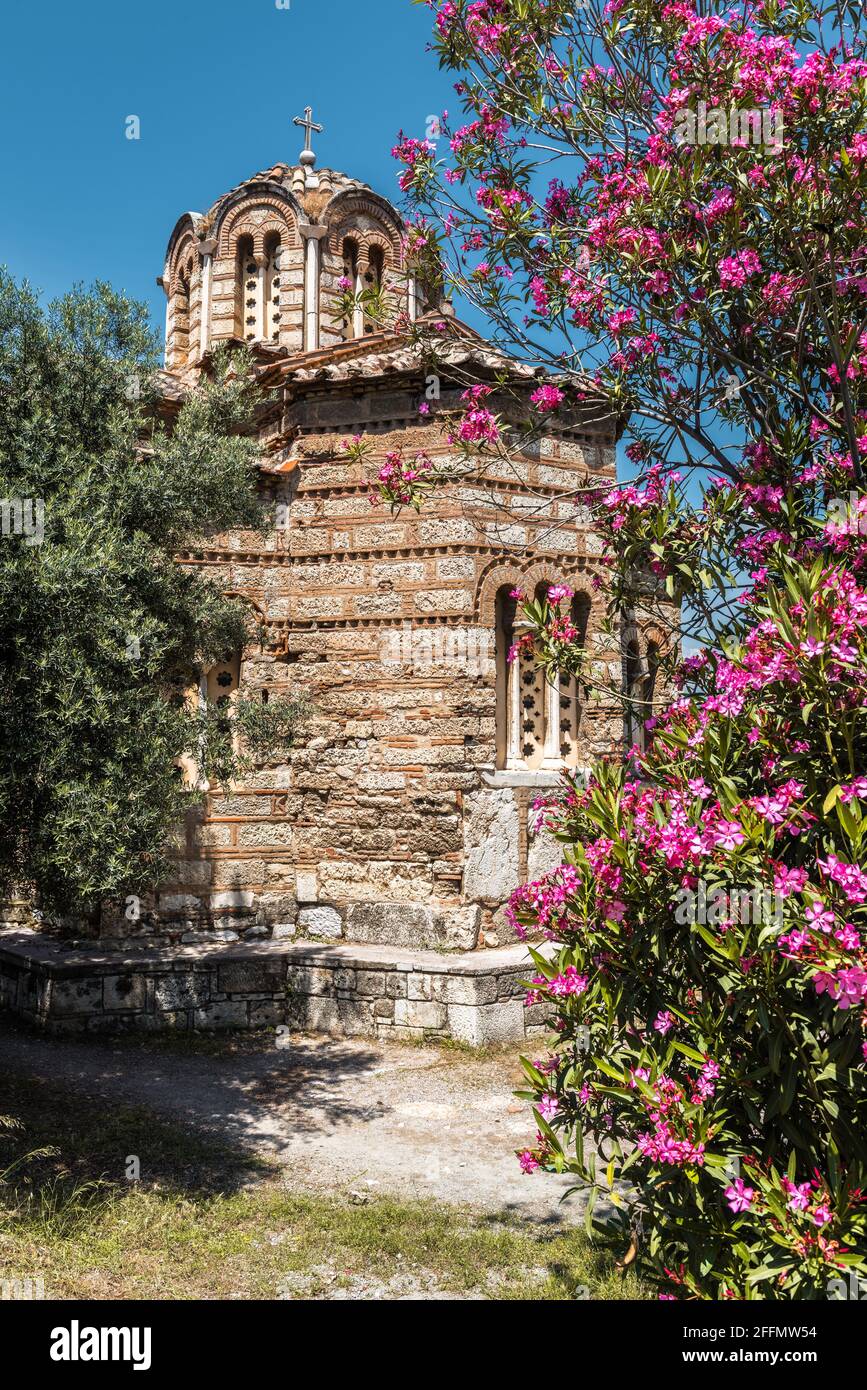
0;1069;645;1301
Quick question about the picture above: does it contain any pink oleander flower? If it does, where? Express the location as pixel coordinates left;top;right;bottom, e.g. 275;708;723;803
548;583;574;603
814;966;867;1009
458;385;500;443
840;776;867;802
773;865;808;897
718;249;762;290
537;1092;560;1120
782;1179;812;1213
805;901;836;933
518;1150;540;1174
654;1010;675;1035
549;966;589;997
725;1178;755;1213
530;383;564;412
713;821;747;852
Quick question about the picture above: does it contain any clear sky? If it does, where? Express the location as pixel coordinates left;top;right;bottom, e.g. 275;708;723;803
0;0;451;342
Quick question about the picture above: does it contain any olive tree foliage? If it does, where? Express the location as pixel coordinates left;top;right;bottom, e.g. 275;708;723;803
0;274;307;921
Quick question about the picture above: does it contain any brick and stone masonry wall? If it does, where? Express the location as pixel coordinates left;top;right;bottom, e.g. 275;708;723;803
134;371;627;951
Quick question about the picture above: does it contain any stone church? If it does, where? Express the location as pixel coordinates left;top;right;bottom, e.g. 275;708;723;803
0;132;668;1040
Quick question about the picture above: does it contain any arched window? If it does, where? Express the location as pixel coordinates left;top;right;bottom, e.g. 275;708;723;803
519;583;548;769
341;237;361;340
206;652;241;709
560;592;591;765
495;586;517;770
496;582;566;771
624;638;644;752
171;261;192;367
264;232;282;342
623;637;662;754
363;245;385;335
236;235;257;342
643;641;660;714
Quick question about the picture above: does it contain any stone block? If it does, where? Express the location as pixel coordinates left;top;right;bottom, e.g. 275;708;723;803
249;1000;286;1027
462;789;521;905
159;893;204;913
394;998;448;1031
296;995;342;1033
407;971;445;1002
442;974;499;1007
354;969;388;997
337;999;374;1035
297;905;343;939
295;869;318;902
211;859;266;887
50;977;103;1016
292;964;334;996
211;890;255;911
193;1000;250;1029
237;823;294;848
345;902;479;951
194;824;233;848
385;972;408;999
103;974;147;1012
217;960;286;994
447;998;526;1045
153;974;210;1011
256;892;298;925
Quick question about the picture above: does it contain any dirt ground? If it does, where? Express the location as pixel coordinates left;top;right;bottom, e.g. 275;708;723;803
0;1022;585;1224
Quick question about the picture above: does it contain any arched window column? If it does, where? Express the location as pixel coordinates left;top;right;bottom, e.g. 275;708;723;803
300;224;326;351
254;257;267;341
198;244;214;357
353;258;364;340
541;673;561;770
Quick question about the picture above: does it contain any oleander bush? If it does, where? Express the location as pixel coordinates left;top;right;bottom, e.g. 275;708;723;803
387;0;867;1295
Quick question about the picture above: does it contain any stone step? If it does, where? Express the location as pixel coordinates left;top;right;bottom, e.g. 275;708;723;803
0;928;550;1045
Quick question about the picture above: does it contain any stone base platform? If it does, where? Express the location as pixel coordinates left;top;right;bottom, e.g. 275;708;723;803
0;929;546;1045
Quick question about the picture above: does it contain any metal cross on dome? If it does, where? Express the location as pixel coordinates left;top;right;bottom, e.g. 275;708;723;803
293;106;323;168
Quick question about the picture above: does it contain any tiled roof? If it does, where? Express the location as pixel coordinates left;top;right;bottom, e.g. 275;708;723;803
205;163;376;221
255;317;604;400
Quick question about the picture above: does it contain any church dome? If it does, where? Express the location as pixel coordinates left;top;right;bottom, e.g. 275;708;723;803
160;145;430;372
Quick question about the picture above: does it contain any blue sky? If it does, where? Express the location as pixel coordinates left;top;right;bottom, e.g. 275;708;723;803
0;0;451;341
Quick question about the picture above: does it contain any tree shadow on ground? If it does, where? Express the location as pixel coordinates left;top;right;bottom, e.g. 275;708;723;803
0;1066;268;1209
0;1012;387;1162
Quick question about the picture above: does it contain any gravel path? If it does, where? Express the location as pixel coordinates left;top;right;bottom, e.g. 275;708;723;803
0;1022;585;1223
